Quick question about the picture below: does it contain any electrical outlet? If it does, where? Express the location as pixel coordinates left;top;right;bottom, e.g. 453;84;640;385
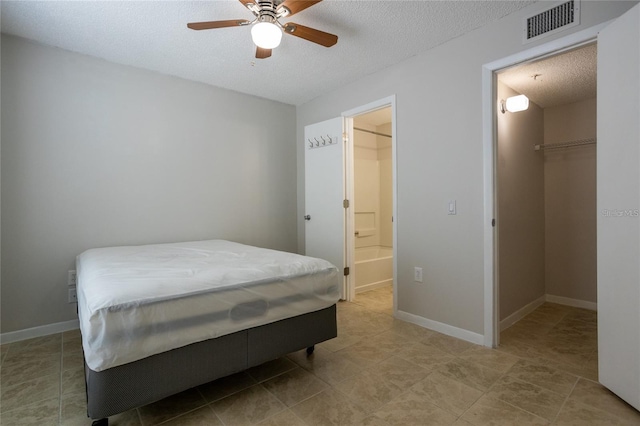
68;288;78;304
68;270;77;286
414;267;423;283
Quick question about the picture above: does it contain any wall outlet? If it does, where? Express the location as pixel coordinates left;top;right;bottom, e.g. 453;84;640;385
68;288;78;304
414;267;423;283
68;270;77;286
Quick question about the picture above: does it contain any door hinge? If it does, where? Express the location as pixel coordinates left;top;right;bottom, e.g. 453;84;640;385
344;267;350;276
492;218;496;227
343;199;350;208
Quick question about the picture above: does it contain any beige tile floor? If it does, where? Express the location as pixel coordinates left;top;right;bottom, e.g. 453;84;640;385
2;285;639;425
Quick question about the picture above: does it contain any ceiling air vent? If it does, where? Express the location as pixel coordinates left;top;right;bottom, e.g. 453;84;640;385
523;0;580;44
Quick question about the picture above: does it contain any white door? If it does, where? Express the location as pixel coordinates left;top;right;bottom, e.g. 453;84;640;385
597;4;640;411
304;118;346;296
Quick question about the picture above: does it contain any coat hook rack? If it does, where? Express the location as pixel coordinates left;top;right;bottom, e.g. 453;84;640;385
307;134;337;149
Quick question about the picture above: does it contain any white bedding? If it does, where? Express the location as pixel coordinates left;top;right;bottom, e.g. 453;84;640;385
77;240;340;371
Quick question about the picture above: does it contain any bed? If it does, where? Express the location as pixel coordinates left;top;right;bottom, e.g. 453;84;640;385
76;239;340;425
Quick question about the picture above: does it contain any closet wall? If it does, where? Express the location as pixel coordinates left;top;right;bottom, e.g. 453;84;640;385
544;98;597;304
497;82;546;321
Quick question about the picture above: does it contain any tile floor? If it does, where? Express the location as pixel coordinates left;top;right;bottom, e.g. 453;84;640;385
1;285;639;425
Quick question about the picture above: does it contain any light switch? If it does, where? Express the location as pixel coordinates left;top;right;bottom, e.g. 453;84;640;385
448;200;457;215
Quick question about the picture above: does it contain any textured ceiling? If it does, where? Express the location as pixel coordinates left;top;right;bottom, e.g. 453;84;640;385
1;1;537;106
498;43;597;109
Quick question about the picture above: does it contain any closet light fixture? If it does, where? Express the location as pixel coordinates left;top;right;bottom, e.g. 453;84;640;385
500;95;530;113
251;21;282;49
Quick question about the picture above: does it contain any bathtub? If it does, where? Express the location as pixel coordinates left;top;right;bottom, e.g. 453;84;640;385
355;246;393;292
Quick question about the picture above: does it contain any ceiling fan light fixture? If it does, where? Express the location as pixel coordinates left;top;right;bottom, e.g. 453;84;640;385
251;22;282;49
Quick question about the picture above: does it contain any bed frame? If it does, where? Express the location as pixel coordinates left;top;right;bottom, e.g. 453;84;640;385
85;304;337;425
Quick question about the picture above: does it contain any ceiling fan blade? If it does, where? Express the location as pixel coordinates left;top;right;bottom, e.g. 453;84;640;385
239;0;254;9
277;0;322;17
256;47;272;59
187;20;249;30
239;0;260;14
283;23;338;47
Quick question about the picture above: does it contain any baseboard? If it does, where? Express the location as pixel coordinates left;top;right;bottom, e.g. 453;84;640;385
500;295;546;331
395;310;484;346
500;294;598;332
546;294;597;311
0;319;80;345
355;279;393;293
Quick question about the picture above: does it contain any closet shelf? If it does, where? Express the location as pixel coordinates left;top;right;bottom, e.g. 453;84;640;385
534;137;596;151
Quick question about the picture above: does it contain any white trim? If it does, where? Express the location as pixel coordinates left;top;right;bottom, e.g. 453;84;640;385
355;279;393;293
546;294;597;311
500;294;597;331
500;295;546;331
342;95;398;314
482;21;611;349
0;319;80;345
482;64;499;348
396;310;485;346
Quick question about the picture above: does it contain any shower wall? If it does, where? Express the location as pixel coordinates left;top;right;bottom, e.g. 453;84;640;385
378;123;393;248
353;121;393;250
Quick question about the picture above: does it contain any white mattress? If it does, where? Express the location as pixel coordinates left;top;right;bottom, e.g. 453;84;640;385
77;240;340;371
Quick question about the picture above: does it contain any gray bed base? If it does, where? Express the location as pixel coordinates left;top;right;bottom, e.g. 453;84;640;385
84;304;337;422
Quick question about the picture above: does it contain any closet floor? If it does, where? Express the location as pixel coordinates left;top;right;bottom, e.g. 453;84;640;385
2;290;639;425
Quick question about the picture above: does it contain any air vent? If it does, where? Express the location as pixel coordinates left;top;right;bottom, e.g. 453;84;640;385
523;0;580;44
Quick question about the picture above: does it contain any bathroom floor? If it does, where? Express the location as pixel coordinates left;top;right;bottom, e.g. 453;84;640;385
2;285;639;425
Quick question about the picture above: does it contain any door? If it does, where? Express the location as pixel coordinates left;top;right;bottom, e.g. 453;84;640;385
304;118;347;296
597;3;640;411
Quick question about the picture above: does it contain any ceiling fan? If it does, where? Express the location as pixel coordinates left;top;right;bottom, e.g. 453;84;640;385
187;0;338;59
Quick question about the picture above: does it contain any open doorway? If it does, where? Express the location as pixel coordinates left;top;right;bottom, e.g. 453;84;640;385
495;42;598;378
341;97;397;315
349;108;394;314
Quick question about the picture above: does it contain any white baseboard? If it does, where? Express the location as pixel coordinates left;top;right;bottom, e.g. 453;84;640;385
546;294;597;311
0;319;80;345
500;294;598;332
395;310;484;346
356;279;393;293
500;295;546;331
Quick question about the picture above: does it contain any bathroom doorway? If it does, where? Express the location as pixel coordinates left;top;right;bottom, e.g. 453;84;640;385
351;108;394;312
342;98;396;315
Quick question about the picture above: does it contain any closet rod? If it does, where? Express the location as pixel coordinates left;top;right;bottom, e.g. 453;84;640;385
354;127;392;138
534;137;596;151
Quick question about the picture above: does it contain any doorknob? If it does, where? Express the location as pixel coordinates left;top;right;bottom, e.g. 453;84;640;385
304;215;311;221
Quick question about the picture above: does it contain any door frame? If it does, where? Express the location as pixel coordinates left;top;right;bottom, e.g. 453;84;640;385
342;96;397;310
481;22;611;348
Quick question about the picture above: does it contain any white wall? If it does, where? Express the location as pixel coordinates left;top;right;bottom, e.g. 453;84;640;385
296;2;636;336
1;35;297;334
